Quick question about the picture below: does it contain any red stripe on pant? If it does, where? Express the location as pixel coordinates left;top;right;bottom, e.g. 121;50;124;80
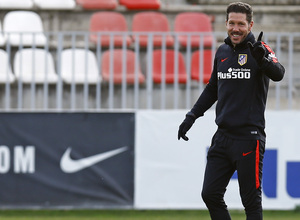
256;140;260;189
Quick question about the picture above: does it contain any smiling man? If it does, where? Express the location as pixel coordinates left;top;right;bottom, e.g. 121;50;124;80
178;2;285;220
226;4;253;46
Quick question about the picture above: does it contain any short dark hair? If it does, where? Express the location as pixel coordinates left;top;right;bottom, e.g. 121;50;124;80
226;2;253;24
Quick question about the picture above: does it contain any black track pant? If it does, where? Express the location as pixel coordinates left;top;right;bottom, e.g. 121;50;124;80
201;131;265;220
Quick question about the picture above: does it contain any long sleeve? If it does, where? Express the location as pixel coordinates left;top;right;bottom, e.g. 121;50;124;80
261;42;285;81
261;57;285;82
190;58;218;118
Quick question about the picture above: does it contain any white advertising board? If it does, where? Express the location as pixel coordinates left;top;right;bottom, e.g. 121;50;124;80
135;110;300;210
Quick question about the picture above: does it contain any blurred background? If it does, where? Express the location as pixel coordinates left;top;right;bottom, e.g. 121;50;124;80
0;0;298;111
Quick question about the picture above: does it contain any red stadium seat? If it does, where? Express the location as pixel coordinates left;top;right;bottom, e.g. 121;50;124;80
191;50;213;84
174;12;214;48
132;12;173;47
76;0;117;9
152;50;187;84
101;49;145;84
89;12;132;47
119;0;160;10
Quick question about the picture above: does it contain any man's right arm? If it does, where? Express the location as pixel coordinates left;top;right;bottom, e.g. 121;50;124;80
178;59;218;141
190;59;218;118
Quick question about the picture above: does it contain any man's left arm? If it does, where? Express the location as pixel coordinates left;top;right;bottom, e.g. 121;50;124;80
248;31;285;82
260;53;285;81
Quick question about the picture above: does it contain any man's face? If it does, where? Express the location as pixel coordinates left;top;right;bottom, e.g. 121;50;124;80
226;12;253;46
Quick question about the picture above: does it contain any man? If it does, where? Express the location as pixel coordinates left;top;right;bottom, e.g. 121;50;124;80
178;2;285;220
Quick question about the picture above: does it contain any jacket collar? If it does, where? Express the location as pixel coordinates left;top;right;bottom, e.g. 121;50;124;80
224;31;255;49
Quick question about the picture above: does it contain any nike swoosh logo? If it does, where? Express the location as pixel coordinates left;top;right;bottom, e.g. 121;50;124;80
60;146;128;173
243;151;253;157
221;57;228;62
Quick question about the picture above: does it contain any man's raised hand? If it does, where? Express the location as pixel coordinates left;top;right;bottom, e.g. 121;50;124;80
247;31;266;65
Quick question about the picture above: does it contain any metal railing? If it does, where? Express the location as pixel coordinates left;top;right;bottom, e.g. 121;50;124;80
0;31;299;111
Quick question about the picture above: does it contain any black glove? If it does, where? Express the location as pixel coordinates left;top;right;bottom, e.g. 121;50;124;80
247;31;266;66
178;112;196;141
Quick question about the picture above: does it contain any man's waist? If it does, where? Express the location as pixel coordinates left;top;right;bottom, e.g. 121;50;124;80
218;125;266;141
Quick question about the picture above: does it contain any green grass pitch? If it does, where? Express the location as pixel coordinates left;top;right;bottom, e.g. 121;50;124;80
0;210;300;220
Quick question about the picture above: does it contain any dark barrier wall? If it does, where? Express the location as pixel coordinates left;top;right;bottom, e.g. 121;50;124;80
0;113;134;208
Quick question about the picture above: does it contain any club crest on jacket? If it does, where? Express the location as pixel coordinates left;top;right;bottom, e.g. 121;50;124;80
238;54;247;66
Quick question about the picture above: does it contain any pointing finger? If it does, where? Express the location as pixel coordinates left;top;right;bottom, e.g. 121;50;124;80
257;31;263;42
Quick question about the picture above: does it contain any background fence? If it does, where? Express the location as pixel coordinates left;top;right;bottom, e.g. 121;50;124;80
0;31;299;111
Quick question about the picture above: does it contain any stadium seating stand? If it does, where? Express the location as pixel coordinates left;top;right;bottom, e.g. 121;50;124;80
101;49;145;84
76;0;118;10
89;12;132;47
13;48;58;83
0;0;33;9
60;48;101;84
152;49;187;84
119;0;160;10
0;49;15;83
191;49;213;84
33;0;76;10
0;21;6;46
3;11;47;47
132;12;173;47
174;12;214;48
